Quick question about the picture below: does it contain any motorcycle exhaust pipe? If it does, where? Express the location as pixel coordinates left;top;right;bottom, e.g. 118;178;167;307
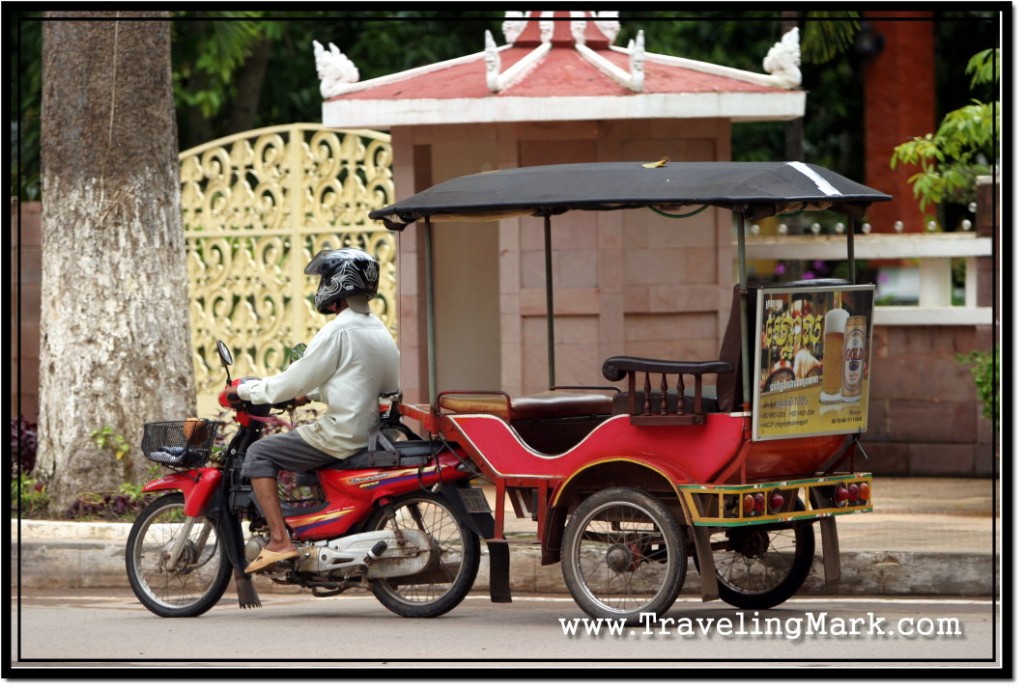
363;540;388;564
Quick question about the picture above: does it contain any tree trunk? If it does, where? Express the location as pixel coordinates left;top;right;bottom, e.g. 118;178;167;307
224;37;272;135
38;12;196;515
781;12;804;162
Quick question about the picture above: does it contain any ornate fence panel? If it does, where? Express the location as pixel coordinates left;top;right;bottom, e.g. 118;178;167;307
180;124;395;401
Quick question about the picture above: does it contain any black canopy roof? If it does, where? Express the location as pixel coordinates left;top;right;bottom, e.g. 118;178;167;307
370;161;891;230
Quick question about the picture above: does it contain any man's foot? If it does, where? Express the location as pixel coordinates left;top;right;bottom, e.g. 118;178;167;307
244;546;300;574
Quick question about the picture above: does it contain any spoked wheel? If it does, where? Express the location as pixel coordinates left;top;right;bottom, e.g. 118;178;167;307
126;493;232;617
707;498;815;610
561;488;686;625
368;492;480;618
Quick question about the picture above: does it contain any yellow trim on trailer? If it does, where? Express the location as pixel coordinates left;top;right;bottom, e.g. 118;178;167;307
679;473;872;527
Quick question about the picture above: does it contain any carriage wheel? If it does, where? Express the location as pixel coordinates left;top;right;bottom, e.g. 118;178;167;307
561;488;686;625
706;498;815;610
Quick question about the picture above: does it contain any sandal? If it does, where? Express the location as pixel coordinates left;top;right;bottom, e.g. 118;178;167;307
244;547;300;574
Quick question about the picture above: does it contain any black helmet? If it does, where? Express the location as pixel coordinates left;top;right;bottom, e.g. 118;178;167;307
305;248;380;314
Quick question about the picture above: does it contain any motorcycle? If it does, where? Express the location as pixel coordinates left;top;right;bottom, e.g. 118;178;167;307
125;340;496;619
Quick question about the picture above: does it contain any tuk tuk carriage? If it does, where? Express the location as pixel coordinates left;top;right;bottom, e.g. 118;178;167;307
369;161;890;624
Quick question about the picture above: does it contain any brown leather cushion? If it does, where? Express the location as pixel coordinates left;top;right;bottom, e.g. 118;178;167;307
438;390;614;422
437;393;511;419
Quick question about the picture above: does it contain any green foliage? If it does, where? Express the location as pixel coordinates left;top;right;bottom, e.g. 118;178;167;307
62;464;163;521
890;49;999;211
12;474;50;517
90;426;132;464
286;342;307;364
11;13;43;200
172;11;498;149
621;11;864;175
9;415;156;521
957;348;998;423
171;12;268;119
801;12;861;64
65;486;154;521
12;12;1002;203
967;48;998;88
10;415;48;517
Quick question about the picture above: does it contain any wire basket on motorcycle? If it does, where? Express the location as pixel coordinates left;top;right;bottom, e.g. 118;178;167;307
141;418;220;468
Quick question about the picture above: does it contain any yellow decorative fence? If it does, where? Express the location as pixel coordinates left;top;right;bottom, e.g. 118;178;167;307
179;124;395;402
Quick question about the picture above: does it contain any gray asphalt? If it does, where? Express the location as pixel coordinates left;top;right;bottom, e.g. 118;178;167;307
9;477;1000;598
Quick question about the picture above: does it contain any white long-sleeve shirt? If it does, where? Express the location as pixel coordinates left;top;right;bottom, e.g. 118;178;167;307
237;307;399;458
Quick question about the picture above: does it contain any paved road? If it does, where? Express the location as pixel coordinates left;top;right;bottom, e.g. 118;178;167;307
9;589;1002;671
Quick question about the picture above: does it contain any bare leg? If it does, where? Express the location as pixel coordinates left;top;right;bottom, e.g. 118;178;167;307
250;476;295;553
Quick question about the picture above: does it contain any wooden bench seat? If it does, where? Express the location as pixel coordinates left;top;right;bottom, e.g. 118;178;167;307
602;355;734;425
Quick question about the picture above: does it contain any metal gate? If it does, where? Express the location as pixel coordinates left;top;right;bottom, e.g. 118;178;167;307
180;124;395;400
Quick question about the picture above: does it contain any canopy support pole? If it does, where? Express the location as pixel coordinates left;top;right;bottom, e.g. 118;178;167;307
424;218;437;403
736;212;748;292
544;214;555;388
735;212;751;408
846;217;857;282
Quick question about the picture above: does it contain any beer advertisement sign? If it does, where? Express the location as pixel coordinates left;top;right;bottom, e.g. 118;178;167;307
752;285;875;441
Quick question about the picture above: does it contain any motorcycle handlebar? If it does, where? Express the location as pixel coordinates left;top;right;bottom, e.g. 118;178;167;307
270;397;307;410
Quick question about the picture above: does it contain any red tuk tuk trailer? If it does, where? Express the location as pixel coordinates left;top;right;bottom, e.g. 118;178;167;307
370;161;890;623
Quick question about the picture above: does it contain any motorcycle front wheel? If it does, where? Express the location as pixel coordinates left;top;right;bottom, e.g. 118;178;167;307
368;492;481;618
126;493;232;617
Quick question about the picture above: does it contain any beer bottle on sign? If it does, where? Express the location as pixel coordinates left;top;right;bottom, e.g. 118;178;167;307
842;316;867;402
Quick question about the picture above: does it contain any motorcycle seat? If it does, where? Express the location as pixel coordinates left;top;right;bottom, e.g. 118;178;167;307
331;439;445;470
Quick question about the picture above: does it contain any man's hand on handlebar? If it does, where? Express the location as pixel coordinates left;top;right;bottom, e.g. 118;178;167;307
220;384;246;411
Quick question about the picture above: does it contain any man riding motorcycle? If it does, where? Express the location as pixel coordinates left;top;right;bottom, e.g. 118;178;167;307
223;247;400;574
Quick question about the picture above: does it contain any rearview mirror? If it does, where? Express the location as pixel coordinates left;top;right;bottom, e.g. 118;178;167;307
217;340;234;384
217;340;234;366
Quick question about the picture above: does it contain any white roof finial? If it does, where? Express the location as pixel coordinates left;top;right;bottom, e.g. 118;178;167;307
762;28;801;89
538;12;554;44
485;30;501;92
483;25;551;93
630;30;645;91
313;40;360;99
593;11;621;43
502;11;527;44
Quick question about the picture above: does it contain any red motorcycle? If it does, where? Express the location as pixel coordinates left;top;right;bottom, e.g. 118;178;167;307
125;340;500;618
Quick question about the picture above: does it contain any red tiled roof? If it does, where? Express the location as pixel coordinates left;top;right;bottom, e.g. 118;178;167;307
334;47;783;102
321;12;802;127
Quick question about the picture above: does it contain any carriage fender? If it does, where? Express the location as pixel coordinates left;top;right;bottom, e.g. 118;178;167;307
539;459;691;567
551;458;687;514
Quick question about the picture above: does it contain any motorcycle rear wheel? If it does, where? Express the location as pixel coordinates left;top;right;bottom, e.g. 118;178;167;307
368;492;480;618
126;493;232;618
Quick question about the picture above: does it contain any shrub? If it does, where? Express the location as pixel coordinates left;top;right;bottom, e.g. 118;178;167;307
11;416;38;473
10;417;49;518
957;348;998;423
64;483;154;521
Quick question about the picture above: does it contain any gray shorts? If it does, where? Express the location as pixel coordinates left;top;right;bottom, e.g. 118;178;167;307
241;430;339;479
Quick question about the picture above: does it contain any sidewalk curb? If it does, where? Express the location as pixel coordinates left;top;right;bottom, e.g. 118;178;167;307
10;525;995;598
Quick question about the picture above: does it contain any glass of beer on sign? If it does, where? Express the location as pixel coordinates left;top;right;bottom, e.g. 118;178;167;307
819;301;848;404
